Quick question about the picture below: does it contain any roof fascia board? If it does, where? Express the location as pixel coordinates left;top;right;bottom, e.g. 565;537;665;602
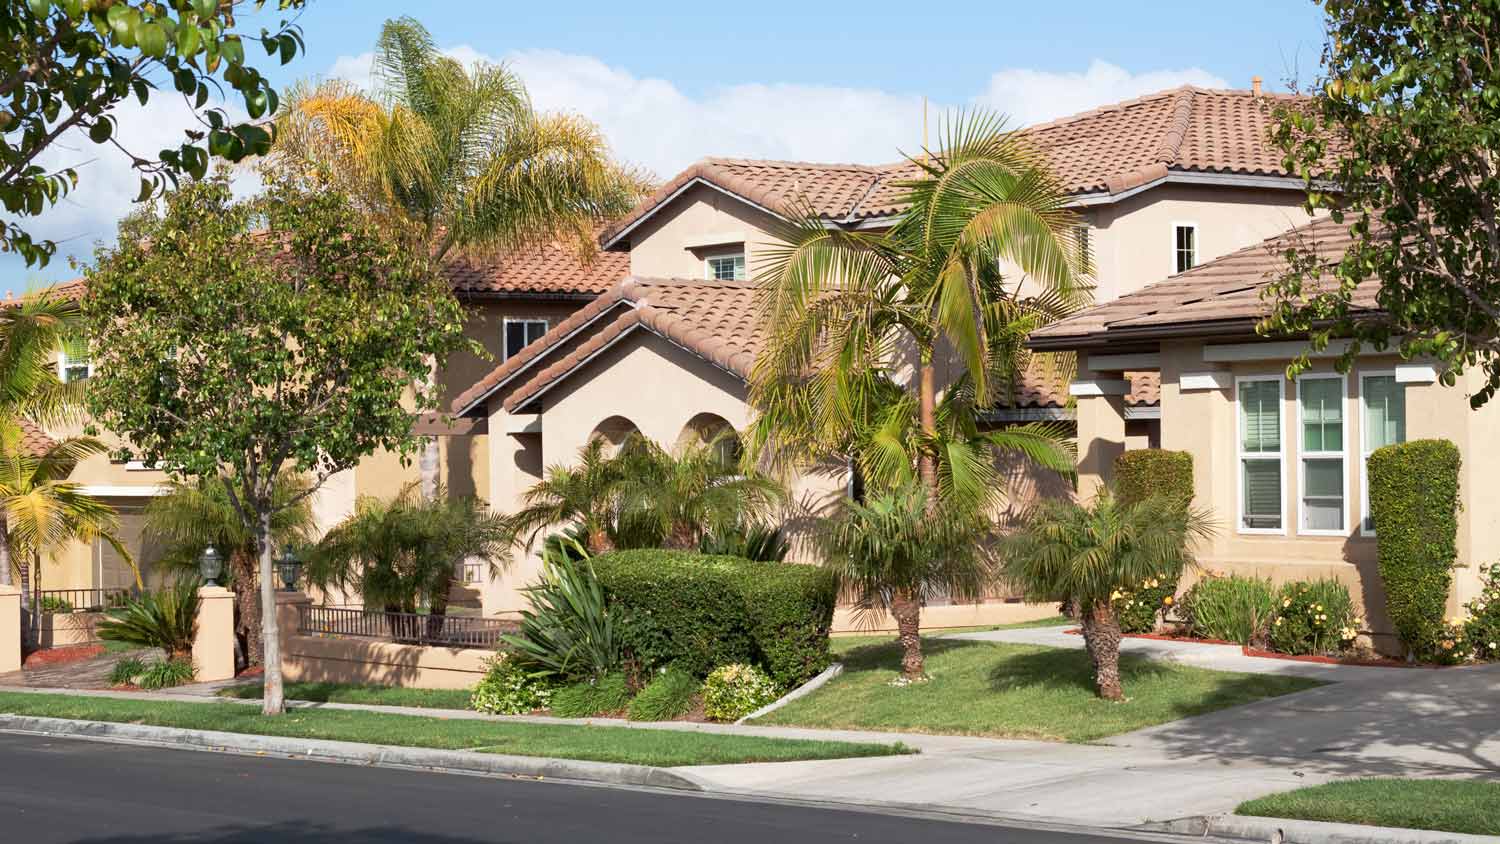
601;177;789;250
1164;171;1321;192
454;298;637;418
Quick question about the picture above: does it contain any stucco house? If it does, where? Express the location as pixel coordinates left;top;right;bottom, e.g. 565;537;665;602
1030;215;1498;648
27;84;1331;631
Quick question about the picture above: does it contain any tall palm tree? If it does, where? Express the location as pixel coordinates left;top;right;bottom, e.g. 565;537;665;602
144;473;316;667
614;433;786;550
272;17;651;496
510;437;629;555
815;482;994;681
749;110;1088;513
1002;490;1213;700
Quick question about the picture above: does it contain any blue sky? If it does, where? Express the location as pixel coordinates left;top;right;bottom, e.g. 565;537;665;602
10;0;1329;286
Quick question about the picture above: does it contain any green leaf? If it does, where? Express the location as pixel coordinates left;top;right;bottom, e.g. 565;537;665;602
135;178;153;203
138;23;168;59
26;0;49;18
220;37;244;66
192;0;216;17
244;89;268;119
88;118;112;143
176;25;201;57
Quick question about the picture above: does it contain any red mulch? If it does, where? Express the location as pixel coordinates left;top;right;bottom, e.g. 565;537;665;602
237;666;265;679
23;644;104;667
1065;627;1442;668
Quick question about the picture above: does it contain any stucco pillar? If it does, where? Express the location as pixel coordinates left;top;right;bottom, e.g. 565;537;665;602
192;586;236;682
1073;377;1130;500
0;585;20;674
275;591;313;684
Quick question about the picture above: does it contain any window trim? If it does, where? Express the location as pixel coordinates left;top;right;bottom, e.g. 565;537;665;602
1172;221;1198;275
703;251;747;281
1358;369;1401;537
1236;374;1286;536
501;318;549;362
1295;372;1349;537
58;348;93;383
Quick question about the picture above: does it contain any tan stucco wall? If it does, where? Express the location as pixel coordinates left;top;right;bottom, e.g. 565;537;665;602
623;183;786;279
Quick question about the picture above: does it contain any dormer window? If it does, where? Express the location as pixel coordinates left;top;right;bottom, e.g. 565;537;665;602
705;253;746;281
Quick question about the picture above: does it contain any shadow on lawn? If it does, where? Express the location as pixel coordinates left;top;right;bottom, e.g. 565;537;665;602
984;647;1180;695
76;823;493;844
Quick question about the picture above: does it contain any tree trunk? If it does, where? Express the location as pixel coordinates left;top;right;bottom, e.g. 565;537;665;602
18;551;35;651
418;358;441;499
230;547;262;667
918;357;939;513
587;526;614;555
425;568;453;640
666;521;697;551
257;510;285;715
891;590;925;681
1082;602;1125;701
0;515;11;587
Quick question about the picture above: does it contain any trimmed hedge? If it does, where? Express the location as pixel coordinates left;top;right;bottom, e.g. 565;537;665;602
1113;449;1194;507
590;549;836;688
1368;439;1461;657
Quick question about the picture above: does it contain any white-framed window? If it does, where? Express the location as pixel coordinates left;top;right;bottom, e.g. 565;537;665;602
503;319;548;361
1297;374;1348;535
1237;375;1285;533
1359;372;1406;535
705;253;746;281
1074;224;1092;269
58;334;92;383
1173;223;1197;274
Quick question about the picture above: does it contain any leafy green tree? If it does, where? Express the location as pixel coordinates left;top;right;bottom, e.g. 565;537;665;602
1002;490;1212;700
2;0;308;268
614;434;785;550
82;173;470;715
511;438;629;555
814;482;994;681
750;111;1084;513
144;473;315;667
1267;1;1500;403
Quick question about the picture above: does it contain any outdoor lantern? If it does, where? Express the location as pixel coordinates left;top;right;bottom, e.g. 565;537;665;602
197;545;223;587
277;547;302;591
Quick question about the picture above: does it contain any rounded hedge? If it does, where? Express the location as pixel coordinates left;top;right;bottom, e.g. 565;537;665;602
589;549;836;688
1113;449;1194;508
1368;438;1461;658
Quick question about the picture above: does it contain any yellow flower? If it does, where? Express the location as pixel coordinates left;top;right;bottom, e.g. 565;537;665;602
1442;640;1455;650
1283;598;1293;608
1162;595;1175;606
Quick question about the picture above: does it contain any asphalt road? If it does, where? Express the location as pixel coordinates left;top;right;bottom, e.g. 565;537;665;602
0;731;1177;844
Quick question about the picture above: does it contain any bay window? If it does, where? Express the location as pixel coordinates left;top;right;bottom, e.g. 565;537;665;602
1298;375;1347;534
1238;376;1283;532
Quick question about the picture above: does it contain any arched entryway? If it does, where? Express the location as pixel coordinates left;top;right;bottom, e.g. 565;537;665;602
589;414;643;456
676;412;741;463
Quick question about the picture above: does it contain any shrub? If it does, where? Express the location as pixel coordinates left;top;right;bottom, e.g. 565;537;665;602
1111;449;1195;630
699;523;790;562
107;657;147;686
1465;564;1500;661
97;580;200;659
39;595;75;614
469;655;556;715
1111;576;1175;634
136;657;195;690
701;663;780;722
590;549;836;687
503;540;627;682
549;674;632;718
626;667;701;722
1179;575;1277;645
1368;439;1461;658
1269;579;1360;656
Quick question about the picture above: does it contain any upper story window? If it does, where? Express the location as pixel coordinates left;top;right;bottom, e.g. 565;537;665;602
1174;224;1197;274
1237;376;1283;533
503;319;548;361
59;334;91;383
1075;224;1092;271
705;253;746;281
1360;373;1407;533
1298;375;1347;534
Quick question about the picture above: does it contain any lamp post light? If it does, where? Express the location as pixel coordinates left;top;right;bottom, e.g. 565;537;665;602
197;545;224;587
276;547;302;592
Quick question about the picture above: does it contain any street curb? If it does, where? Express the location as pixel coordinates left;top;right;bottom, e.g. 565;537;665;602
736;662;843;725
0;715;706;793
1148;814;1496;844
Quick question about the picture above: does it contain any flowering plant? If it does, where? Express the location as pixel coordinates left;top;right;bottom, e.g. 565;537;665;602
470;654;556;715
701;663;780;722
1111;575;1177;634
1268;579;1359;656
1462;563;1500;661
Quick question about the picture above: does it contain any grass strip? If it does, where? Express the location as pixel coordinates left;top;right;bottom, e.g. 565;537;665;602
220;681;472;711
0;691;909;768
1236;778;1500;836
758;638;1322;743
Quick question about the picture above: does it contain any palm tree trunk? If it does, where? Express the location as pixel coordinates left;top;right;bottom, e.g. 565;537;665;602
918;358;939;513
1081;602;1125;701
587;526;614;555
891;590;925;681
425;569;453;640
17;548;34;651
666;521;697;550
230;547;262;667
0;515;11;588
256;509;285;716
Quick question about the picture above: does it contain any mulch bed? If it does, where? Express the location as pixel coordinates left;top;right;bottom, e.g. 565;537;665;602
23;644;104;667
1065;627;1440;668
237;666;265;679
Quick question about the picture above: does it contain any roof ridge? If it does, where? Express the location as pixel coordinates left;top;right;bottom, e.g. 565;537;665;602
701;156;886;172
1153;88;1195;165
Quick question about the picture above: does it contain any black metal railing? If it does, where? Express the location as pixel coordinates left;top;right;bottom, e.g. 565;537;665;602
297;604;511;649
35;588;133;614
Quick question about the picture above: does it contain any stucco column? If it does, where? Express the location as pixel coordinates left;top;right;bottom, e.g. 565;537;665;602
275;591;313;681
192;586;236;682
0;585;20;674
1072;377;1130;500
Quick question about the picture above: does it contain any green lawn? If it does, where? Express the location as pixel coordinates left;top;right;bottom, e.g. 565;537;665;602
1237;779;1500;836
830;615;1071;655
755;637;1321;742
0;691;909;767
220;681;472;711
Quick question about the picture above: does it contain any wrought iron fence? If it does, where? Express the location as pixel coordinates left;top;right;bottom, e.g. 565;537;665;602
35;588;133;614
297;604;511;649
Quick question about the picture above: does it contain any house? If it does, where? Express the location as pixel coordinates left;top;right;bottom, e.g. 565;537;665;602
1028;215;1498;648
27;84;1329;631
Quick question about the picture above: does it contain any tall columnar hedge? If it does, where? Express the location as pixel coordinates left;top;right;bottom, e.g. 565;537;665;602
589;550;837;688
1113;449;1194;507
1367;439;1461;656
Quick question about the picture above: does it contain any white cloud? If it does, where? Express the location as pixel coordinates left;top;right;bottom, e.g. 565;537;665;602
976;59;1228;126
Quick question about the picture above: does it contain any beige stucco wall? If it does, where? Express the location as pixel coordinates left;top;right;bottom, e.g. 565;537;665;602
623;183;786;280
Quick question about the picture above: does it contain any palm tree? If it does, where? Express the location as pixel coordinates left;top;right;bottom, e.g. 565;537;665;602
144;473;315;667
1002;490;1213;700
749;110;1088;513
815;482;994;681
0;433;132;648
510;438;629;555
272;17;650;496
614;433;786;550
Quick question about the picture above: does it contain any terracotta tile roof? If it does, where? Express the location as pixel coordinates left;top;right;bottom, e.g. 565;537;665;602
602;86;1313;246
16;418;56;457
1;279;86;307
1006;368;1160;408
444;242;629;298
1028;215;1370;350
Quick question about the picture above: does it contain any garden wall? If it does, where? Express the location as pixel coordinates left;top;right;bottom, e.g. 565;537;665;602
36;612;106;648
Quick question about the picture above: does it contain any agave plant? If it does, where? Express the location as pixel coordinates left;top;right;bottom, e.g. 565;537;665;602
502;538;624;682
97;579;201;661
